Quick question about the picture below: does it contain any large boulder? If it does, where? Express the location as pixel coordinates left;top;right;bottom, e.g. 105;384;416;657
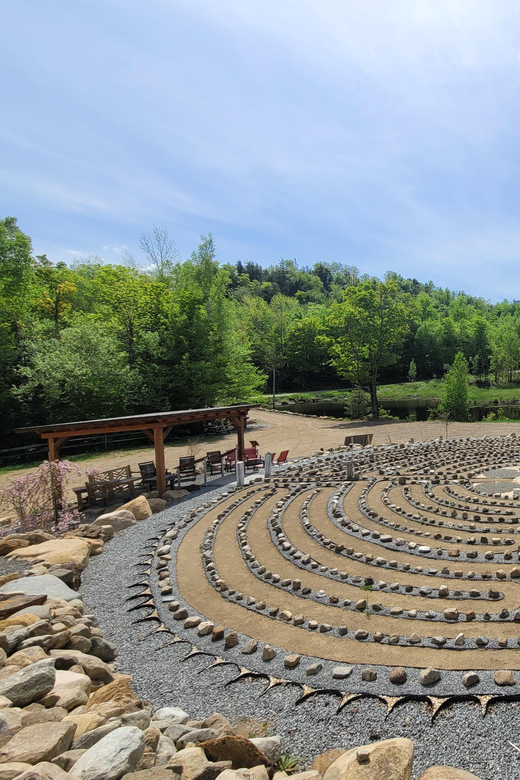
200;737;271;772
93;513;136;532
0;659;56;707
0;576;79;602
323;738;414;780
0;721;76;764
14;760;72;780
86;677;137;711
49;650;114;685
116;497;152;522
43;670;92;710
167;747;208;780
0;762;32;780
70;726;146;780
6;540;91;571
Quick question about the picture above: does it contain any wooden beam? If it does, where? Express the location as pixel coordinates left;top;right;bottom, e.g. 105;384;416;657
154;427;166;498
142;429;155;443
229;414;245;462
163;426;173;441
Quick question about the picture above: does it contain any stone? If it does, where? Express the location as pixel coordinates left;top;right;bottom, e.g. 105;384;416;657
89;638;117;663
305;663;322;676
63;713;106;740
200;714;234;738
249;737;281;764
0;576;78;602
0;540;30;556
20;707;68;728
0;721;76;764
176;730;219;750
224;633;239;649
0;659;55;707
0;597;47;621
311;750;345;776
0;763;32;780
7;540;90;571
167;747;208;780
52;750;87;772
162;491;189;502
323;738;413;780
416;768;483;779
462;672;479;689
361;668;377;682
152;709;189;726
15;761;72;780
72;722;123;751
494;670;516;686
154;735;177;766
147;500;168;515
283;655;300;669
70;726;146;780
240;640;257;655
122;771;176;780
332;667;352;680
389;667;407;685
116;497;152;522
50;650;114;685
261;647;276;661
163;725;194;744
0;614;41;631
43;670;91;710
93;513;136;532
199;736;272;771
190;762;233;780
420;667;441;686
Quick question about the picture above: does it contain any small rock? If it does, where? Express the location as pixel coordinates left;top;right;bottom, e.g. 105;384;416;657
494;670;516;686
420;667;441;686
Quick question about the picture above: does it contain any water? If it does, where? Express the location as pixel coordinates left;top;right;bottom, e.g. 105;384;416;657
283;398;520;422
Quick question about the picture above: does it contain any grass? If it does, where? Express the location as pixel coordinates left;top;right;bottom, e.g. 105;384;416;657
250;379;520;407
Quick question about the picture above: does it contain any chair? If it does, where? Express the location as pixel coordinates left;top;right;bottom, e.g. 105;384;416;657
206;451;223;475
178;456;197;481
224;450;237;472
86;479;111;507
276;450;289;465
138;461;176;492
244;447;262;471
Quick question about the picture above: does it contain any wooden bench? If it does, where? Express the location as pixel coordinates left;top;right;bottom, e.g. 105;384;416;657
344;434;374;447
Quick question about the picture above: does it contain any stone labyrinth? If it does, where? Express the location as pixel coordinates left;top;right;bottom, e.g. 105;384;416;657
128;434;520;717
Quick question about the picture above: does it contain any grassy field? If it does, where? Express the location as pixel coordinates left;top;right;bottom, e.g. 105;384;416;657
251;379;520;406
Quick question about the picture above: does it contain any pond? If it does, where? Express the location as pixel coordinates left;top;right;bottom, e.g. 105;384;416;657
282;398;520;422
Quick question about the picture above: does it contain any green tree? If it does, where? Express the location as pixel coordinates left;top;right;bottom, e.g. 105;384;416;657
437;351;470;421
327;280;415;416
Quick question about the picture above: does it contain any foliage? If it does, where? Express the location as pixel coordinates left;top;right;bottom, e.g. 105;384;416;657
408;359;417;382
0;460;81;531
276;754;300;774
437;352;470;422
345;389;370;419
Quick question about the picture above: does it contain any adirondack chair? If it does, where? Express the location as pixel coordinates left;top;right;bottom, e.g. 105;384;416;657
178;456;197;481
244;446;263;471
206;451;223;475
138;461;176;491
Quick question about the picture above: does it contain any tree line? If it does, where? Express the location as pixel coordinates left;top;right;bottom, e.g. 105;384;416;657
2;216;520;445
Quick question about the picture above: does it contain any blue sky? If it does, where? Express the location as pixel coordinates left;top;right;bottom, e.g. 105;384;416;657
3;1;520;300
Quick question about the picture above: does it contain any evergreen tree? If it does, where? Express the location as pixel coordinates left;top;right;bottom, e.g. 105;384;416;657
437;352;470;421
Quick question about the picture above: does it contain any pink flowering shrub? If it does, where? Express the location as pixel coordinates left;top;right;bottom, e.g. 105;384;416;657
0;460;82;532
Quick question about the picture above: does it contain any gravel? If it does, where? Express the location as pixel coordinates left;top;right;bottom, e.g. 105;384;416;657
81;485;520;780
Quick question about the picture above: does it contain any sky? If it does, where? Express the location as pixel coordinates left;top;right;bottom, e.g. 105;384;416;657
3;1;520;300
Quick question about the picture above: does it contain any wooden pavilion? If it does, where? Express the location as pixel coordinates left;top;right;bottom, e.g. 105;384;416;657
16;404;259;496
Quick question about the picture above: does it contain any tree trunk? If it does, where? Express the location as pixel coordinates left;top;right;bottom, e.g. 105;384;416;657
369;381;379;418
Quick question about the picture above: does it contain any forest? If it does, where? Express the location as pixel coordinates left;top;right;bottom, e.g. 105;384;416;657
2;216;520;446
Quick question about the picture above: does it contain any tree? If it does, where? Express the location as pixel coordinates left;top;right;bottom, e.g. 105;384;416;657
437;351;470;422
139;225;180;281
408;359;417;382
327;280;415;416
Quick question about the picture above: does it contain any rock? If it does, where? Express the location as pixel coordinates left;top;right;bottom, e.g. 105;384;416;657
6;540;91;571
241;640;257;655
162;725;193;744
52;750;87;772
162;491;189;502
93;513;136;532
122;771;177;780
0;597;47;621
20;707;68;728
15;760;72;780
224;633;239;649
167;747;208;780
63;713;106;739
389;668;407;685
305;663;322;676
323;738;413;780
0;576;78;602
261;647;276;661
120;712;152;732
0;762;32;780
0;721;76;764
200;714;234;738
0;615;41;631
0;540;30;556
494;670;516;686
154;735;177;766
462;672;479;689
331;667;352;680
89;638;117;663
190;761;233;780
249;737;281;764
217;769;268;780
176;730;219;750
311;750;345;776
50;651;114;685
0;660;55;707
147;500;167;515
116;498;152;522
420;668;441;686
73;722;123;751
70;726;145;780
361;668;377;682
152;709;189;726
284;773;320;780
199;736;272;771
416;768;483;779
283;655;300;669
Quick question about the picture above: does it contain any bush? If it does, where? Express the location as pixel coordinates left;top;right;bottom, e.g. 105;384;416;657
346;389;370;419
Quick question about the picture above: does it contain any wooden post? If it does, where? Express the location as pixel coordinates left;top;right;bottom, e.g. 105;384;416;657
154;427;166;497
48;438;56;462
235;416;245;462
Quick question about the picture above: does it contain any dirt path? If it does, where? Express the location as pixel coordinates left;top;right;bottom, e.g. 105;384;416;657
1;410;518;515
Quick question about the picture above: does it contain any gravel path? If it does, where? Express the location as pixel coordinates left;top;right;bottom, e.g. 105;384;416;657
81;485;520;780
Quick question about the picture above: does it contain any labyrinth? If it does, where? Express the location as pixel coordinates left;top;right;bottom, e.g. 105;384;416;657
128;434;520;710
